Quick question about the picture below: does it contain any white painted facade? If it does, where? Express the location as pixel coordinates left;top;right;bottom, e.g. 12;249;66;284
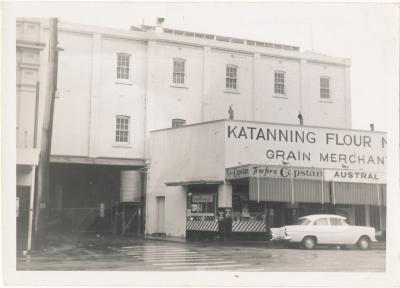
40;21;351;164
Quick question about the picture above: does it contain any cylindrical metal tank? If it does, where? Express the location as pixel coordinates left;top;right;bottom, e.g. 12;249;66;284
120;171;142;202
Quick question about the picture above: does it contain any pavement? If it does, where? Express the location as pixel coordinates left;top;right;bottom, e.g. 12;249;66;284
16;232;386;272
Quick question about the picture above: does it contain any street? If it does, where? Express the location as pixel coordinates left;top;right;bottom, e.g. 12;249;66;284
17;234;386;272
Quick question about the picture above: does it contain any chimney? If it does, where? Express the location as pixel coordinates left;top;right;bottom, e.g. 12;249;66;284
297;112;304;126
155;17;165;32
370;123;375;131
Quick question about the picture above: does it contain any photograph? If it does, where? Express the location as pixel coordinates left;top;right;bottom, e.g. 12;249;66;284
2;1;399;287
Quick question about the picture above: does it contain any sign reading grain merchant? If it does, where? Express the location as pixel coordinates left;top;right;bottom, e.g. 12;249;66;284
225;121;386;172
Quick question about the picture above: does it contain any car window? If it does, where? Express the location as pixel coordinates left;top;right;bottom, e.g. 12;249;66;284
330;218;343;226
294;218;311;225
313;218;329;225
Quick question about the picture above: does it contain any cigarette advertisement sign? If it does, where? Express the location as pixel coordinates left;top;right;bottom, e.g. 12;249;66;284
225;121;386;172
226;165;323;181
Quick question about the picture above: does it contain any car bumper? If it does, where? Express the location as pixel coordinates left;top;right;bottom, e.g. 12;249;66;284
270;235;292;242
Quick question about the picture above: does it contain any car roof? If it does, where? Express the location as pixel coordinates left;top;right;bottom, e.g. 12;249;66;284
299;214;346;220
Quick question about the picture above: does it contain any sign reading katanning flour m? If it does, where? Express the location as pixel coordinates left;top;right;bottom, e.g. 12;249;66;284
225;121;386;172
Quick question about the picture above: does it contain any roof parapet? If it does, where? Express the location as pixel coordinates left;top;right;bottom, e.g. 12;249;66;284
130;24;299;52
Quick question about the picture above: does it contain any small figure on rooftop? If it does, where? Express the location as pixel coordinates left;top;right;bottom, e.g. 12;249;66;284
228;105;234;120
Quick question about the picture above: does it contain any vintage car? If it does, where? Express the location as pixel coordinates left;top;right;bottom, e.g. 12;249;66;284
270;214;377;250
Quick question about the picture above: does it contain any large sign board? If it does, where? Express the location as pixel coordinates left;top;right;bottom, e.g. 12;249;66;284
225;121;386;172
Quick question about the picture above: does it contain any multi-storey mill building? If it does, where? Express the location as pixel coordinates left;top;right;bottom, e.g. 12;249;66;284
16;18;385;243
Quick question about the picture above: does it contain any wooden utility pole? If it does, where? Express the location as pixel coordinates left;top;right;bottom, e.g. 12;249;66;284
34;18;58;248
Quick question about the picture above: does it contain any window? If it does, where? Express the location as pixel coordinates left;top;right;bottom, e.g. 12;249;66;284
320;76;330;99
188;193;216;214
314;218;329;226
294;218;311;225
173;59;185;84
330;218;343;226
226;65;237;90
117;53;130;80
115;116;130;143
172;118;186;128
274;71;285;95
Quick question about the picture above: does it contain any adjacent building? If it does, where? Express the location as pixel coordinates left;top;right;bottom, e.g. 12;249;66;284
16;18;385;244
16;18;49;249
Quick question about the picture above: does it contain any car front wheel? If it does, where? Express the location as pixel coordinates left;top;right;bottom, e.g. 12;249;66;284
357;236;370;250
302;236;316;250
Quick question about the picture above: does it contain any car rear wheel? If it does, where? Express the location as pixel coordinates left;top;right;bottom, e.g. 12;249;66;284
357;236;370;250
302;236;316;250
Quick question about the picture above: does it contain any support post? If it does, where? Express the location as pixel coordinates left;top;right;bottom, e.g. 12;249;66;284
34;18;58;248
138;206;141;235
27;166;36;251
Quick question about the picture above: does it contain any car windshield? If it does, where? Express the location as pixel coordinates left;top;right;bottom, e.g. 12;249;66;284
294;218;311;225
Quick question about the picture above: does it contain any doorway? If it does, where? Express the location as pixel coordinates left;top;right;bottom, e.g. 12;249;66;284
156;196;165;235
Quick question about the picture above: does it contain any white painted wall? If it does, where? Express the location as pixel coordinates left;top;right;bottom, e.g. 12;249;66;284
21;21;351;163
146;41;204;131
254;55;301;124
51;31;92;156
146;121;226;236
301;61;350;128
51;29;146;160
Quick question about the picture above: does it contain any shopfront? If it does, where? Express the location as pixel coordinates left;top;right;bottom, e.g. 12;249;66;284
146;119;387;240
226;164;386;235
186;185;219;239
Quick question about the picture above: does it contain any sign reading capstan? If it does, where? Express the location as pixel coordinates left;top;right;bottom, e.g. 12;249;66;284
226;165;323;181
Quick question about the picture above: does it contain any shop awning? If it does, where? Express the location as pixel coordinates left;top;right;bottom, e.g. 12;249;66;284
333;182;385;206
249;177;292;202
380;185;386;206
165;180;224;186
249;177;330;204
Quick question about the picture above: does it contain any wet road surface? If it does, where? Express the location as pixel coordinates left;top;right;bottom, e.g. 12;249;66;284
17;235;385;271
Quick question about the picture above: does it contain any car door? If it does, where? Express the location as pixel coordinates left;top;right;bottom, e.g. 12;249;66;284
311;217;331;244
329;217;352;244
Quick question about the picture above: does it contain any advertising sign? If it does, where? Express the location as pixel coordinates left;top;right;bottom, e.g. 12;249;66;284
324;169;386;184
226;165;323;181
225;121;386;172
226;165;386;184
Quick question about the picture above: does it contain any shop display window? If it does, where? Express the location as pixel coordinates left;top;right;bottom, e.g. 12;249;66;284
232;193;266;221
187;192;217;221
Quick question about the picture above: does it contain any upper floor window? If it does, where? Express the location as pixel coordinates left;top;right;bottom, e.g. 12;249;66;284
117;53;130;80
226;65;237;90
173;59;185;85
320;76;330;99
274;71;285;95
172;118;186;128
115;115;130;143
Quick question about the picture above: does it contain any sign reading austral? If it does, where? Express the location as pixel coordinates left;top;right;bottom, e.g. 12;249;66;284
225;122;386;172
324;169;386;184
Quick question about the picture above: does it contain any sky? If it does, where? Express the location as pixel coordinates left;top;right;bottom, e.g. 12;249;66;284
5;2;399;131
